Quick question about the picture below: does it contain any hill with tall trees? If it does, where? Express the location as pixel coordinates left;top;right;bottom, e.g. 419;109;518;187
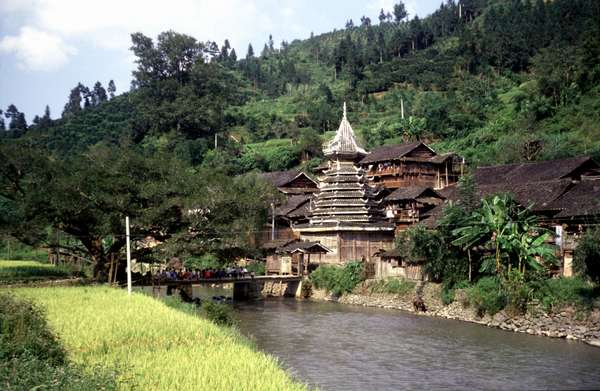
1;0;599;277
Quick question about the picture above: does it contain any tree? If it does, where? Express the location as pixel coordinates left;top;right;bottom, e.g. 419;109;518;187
5;104;27;132
246;43;254;58
345;19;354;29
452;194;555;275
63;83;84;116
574;227;600;284
40;105;52;128
107;80;116;98
379;8;387;25
92;82;108;105
219;39;231;62
0;143;277;281
393;1;408;23
0;110;4;131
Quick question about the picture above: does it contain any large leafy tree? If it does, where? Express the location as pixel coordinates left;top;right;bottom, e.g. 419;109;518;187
0;142;277;281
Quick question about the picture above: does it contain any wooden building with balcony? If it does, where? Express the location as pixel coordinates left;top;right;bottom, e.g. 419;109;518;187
359;142;463;190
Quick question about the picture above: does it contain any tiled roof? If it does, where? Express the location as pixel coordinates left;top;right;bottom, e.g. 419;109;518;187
474;156;596;185
358;142;424;164
261;170;316;188
547;179;600;218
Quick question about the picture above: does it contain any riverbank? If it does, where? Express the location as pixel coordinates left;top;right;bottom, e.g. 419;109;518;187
310;282;600;348
6;286;308;390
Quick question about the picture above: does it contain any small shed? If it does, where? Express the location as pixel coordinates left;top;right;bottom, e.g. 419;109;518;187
264;239;331;276
375;248;424;281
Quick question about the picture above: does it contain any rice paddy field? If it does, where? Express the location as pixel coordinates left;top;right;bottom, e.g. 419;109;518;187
8;286;308;390
0;260;74;284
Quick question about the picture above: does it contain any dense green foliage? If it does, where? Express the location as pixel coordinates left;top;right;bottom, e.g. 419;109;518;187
3;0;599;169
310;261;365;296
466;277;507;316
201;301;235;327
246;261;266;276
574;227;600;284
365;278;415;296
0;293;118;390
10;286;307;390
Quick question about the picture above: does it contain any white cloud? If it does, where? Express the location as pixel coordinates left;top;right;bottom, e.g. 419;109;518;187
0;26;76;71
0;0;275;71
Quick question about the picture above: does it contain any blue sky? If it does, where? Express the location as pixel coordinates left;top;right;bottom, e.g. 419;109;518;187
0;0;440;121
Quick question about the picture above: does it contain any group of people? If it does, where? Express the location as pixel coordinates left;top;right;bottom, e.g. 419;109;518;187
153;267;252;282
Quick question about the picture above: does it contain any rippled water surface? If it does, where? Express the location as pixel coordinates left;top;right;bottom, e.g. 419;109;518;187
233;299;600;391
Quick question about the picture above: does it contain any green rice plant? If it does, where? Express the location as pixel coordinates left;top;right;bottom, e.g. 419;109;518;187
8;286;308;391
0;260;75;284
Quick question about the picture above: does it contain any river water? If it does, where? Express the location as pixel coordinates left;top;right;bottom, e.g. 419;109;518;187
143;286;600;390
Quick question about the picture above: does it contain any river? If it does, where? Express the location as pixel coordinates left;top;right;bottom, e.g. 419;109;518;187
143;286;600;390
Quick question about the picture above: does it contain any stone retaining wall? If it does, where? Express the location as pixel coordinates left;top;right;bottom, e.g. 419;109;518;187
310;284;600;348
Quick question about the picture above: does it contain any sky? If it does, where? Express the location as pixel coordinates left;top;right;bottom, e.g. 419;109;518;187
0;0;440;121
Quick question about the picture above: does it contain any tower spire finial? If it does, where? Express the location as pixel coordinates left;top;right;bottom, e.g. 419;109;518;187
343;101;347;120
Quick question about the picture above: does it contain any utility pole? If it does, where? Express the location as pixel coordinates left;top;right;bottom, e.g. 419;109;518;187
271;203;276;240
126;216;132;296
400;97;405;119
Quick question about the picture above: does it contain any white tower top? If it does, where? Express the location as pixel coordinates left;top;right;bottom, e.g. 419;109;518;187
323;102;367;158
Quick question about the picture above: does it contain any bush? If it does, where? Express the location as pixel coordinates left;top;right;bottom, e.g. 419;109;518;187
574;227;600;284
202;301;234;327
0;294;118;390
310;261;364;296
503;269;531;315
367;278;415;296
529;276;599;312
0;293;65;364
246;261;265;276
467;277;507;316
184;253;221;270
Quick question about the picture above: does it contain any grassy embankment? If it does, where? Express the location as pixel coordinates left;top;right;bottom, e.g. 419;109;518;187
7;286;308;390
0;258;308;390
0;260;76;284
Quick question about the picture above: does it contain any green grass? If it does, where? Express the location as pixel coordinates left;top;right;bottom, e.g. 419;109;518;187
0;260;75;284
365;278;416;296
9;286;308;391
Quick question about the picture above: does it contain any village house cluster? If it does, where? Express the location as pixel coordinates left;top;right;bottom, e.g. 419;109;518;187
261;104;600;280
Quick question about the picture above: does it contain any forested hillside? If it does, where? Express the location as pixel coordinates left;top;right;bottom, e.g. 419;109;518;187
2;0;600;276
3;0;599;170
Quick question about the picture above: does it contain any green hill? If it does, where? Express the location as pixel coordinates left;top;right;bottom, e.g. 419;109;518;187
3;0;600;169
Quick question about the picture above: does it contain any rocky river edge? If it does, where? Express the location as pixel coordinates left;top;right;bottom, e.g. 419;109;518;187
309;284;600;348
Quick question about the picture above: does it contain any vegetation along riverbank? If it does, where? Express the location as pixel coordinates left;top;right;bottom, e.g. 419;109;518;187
1;284;308;390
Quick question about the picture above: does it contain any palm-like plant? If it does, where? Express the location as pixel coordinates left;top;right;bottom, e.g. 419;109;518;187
452;194;555;276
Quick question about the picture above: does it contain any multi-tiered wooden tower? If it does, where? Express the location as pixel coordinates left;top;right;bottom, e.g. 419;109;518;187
295;103;394;265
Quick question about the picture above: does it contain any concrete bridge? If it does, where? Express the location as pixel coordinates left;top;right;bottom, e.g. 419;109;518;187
149;275;304;300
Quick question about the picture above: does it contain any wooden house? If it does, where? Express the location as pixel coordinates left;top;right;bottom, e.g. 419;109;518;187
425;156;600;277
295;103;395;266
263;239;331;276
382;187;444;231
359;142;463;190
260;170;318;243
